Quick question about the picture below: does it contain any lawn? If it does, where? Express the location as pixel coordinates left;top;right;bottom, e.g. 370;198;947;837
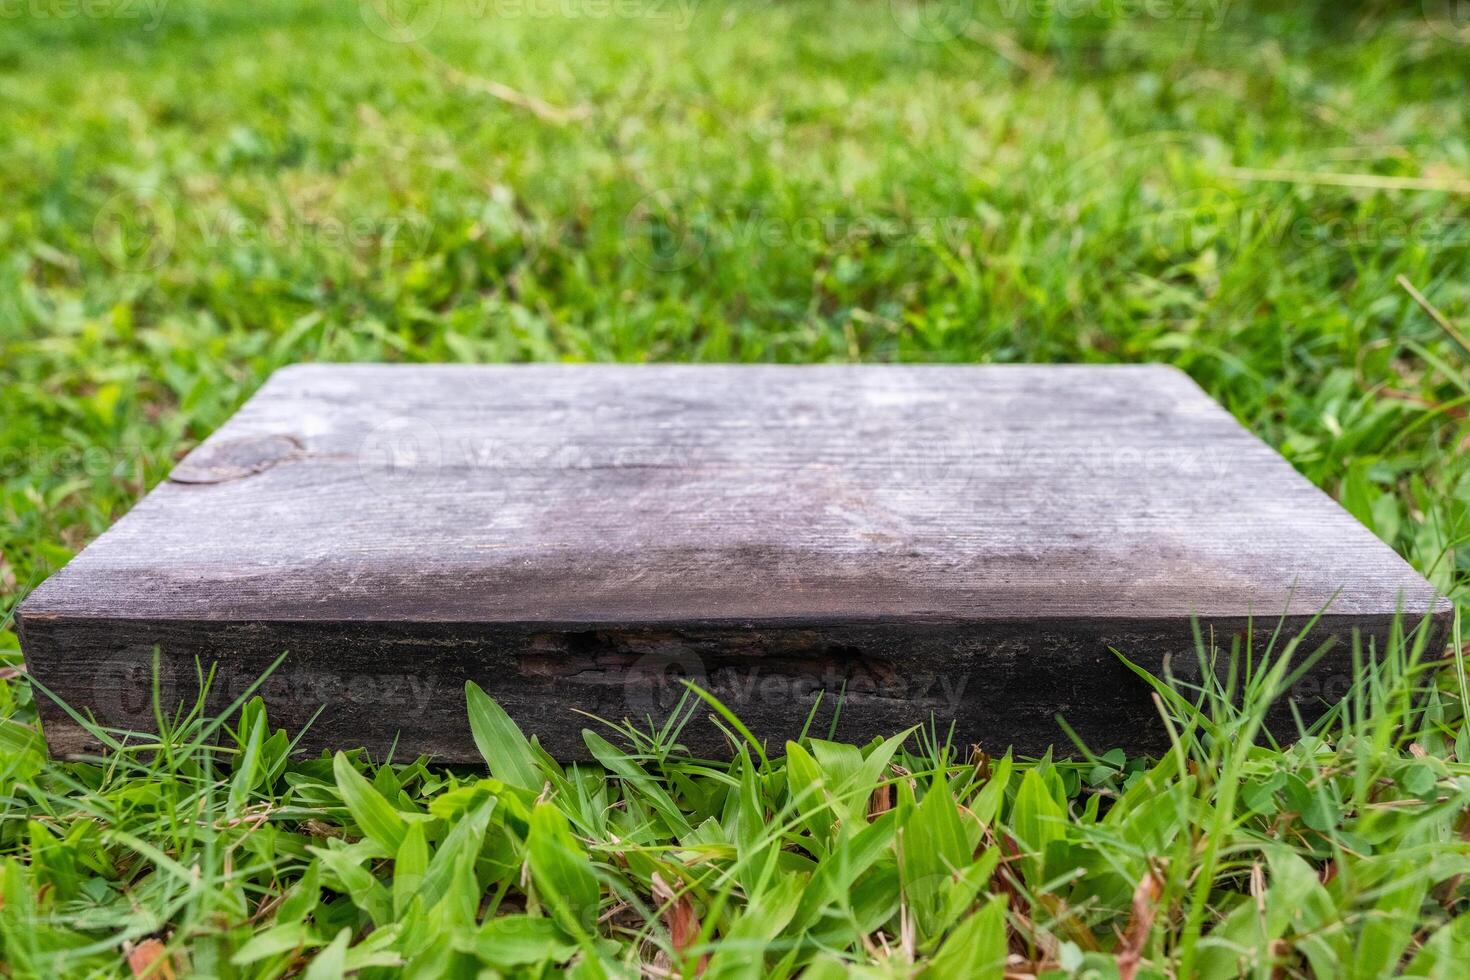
2;0;1469;975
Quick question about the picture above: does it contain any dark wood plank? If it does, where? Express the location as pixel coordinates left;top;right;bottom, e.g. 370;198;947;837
18;364;1452;759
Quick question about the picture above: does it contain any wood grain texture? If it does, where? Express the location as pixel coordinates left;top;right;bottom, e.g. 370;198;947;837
18;364;1452;760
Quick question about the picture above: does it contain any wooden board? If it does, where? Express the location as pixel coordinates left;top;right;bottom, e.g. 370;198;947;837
18;364;1451;760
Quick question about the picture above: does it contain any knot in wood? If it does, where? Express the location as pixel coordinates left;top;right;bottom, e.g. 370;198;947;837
169;434;303;484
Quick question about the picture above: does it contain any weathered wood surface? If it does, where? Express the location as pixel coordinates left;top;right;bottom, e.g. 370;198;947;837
18;364;1452;760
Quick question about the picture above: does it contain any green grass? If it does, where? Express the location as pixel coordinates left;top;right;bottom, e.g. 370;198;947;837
2;0;1469;975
